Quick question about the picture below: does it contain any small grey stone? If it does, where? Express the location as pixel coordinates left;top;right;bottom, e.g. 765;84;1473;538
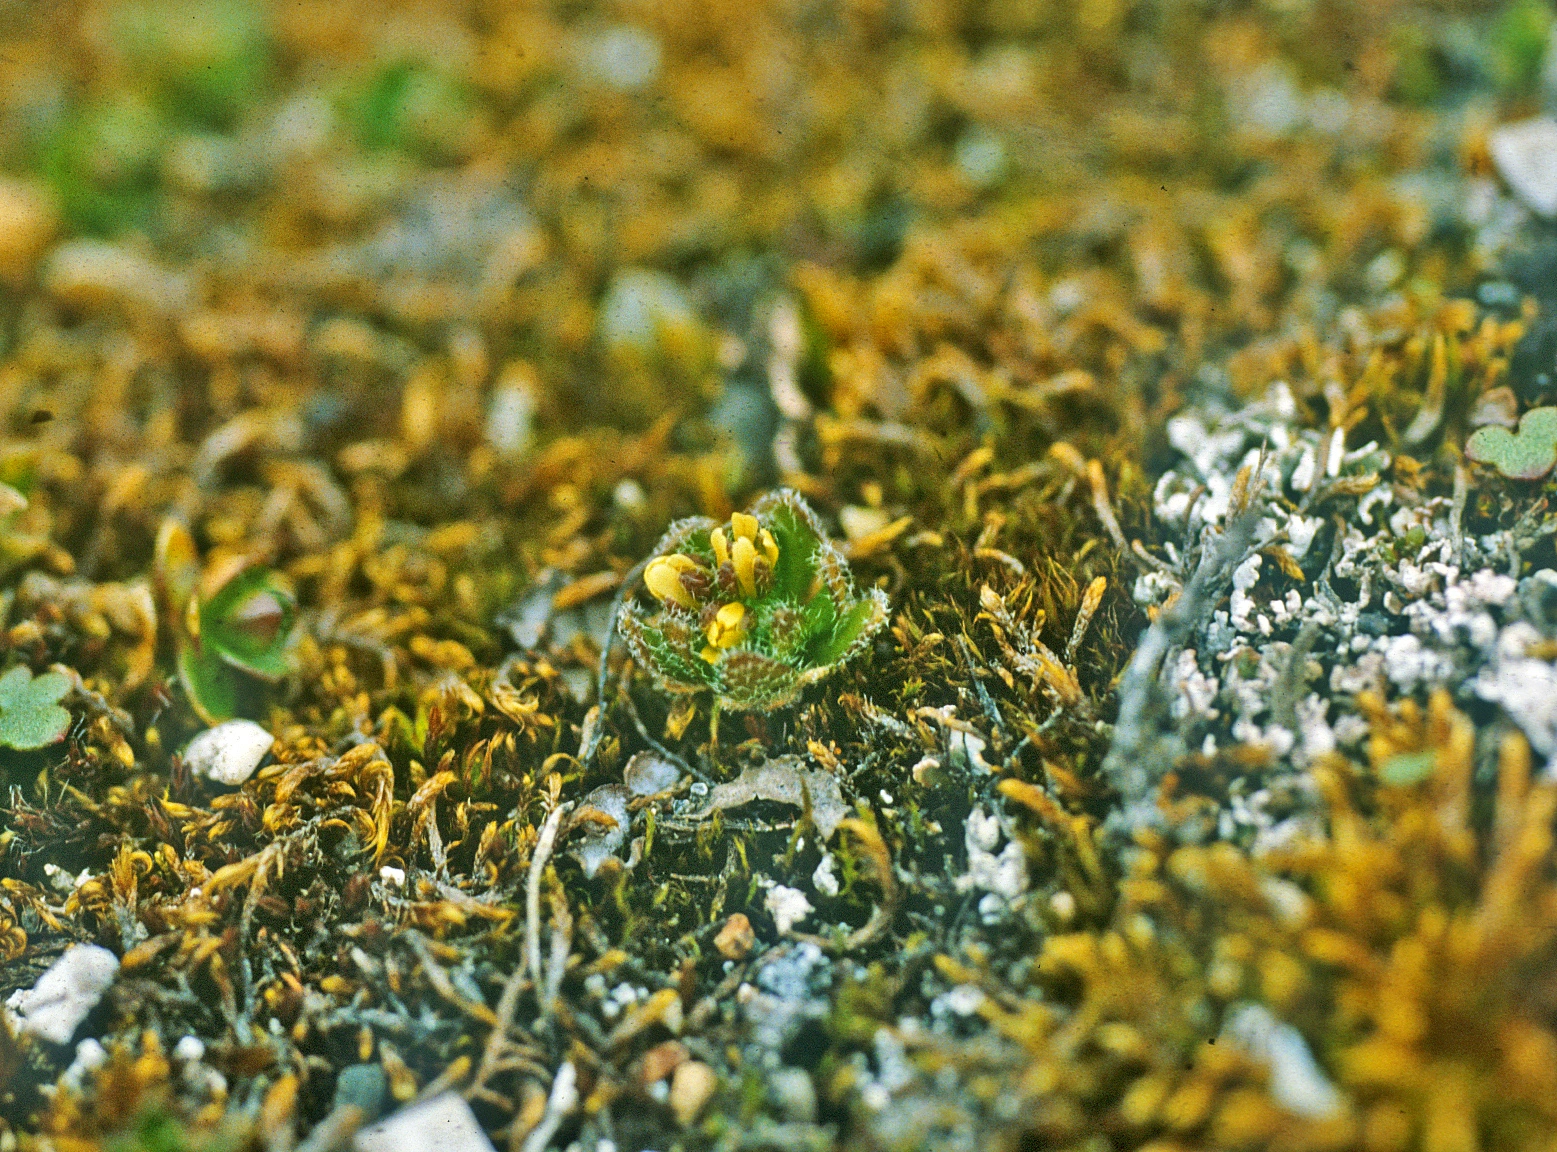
333;1063;388;1121
623;751;681;796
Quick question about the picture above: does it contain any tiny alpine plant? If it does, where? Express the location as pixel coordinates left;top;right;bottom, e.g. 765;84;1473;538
618;489;889;716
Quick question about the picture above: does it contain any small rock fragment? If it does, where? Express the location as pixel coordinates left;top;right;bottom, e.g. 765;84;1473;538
484;363;537;460
598;267;695;353
580;25;662;91
714;913;755;960
567;784;630;879
333;1063;389;1122
61;1037;108;1090
173;1035;205;1062
767;1066;818;1123
1223;1003;1342;1120
182;720;275;787
668;1060;717;1127
623;751;681;796
812;853;839;898
45;239;191;315
352;1092;495;1152
4;944;119;1045
1489;117;1557;218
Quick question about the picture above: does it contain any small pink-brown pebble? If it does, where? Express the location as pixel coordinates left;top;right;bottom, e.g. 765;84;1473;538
714;913;755;960
639;1040;688;1086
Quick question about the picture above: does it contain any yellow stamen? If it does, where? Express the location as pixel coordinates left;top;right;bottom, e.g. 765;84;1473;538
732;536;758;597
758;528;779;565
710;528;729;568
644;555;697;608
731;512;759;542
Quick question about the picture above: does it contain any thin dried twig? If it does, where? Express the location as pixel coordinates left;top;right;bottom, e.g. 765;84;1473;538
518;1062;578;1152
526;802;570;988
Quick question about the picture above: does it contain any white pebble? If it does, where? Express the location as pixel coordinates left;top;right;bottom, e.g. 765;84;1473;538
965;807;1002;853
764;885;814;934
62;1037;108;1089
183;720;274;787
1223;1003;1342;1120
174;1035;206;1062
353;1092;496;1152
811;853;839;898
484;367;536;460
943;985;985;1017
1489;117;1557;218
4;944;119;1045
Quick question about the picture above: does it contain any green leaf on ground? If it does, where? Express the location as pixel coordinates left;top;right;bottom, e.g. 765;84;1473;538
0;666;72;751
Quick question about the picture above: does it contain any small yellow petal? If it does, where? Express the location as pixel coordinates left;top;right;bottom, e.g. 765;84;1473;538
715;602;746;629
758;529;779;565
731;512;759;542
701;645;720;663
732;536;757;597
664;554;698;572
710;528;729;568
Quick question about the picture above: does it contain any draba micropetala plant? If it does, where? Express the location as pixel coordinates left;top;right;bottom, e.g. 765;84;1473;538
618;489;889;712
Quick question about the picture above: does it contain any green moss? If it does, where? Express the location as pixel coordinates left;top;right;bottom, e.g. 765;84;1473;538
347;62;472;159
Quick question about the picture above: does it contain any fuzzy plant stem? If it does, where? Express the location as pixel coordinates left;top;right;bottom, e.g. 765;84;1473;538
582;555;651;765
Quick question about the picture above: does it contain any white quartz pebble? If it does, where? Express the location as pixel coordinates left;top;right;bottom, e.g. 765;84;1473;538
1490;118;1557;218
353;1092;496;1152
183;720;274;787
4;944;119;1045
764;885;814;935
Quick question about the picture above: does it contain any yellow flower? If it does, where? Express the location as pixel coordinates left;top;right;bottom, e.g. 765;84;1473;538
714;516;778;598
706;601;747;649
644;554;700;609
732;534;758;597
